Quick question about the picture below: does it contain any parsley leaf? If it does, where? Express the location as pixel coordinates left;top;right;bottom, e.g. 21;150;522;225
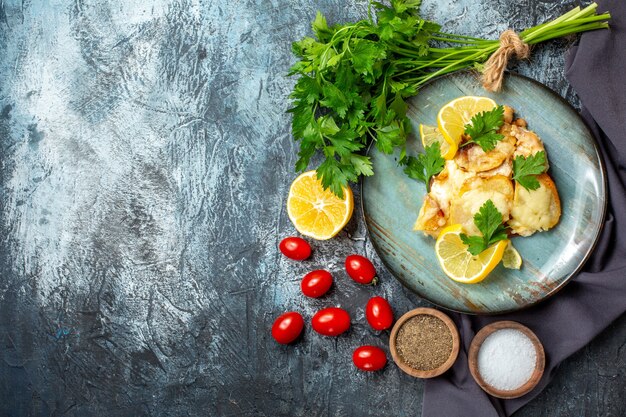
463;105;505;152
391;0;423;14
312;11;332;42
402;143;444;191
460;200;508;255
316;157;354;199
350;40;387;78
320;83;351;118
376;120;406;154
513;151;547;191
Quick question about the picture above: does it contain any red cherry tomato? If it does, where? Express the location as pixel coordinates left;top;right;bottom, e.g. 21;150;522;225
301;270;333;298
345;255;378;285
271;312;304;344
279;237;311;261
352;346;387;371
311;307;350;336
365;296;394;331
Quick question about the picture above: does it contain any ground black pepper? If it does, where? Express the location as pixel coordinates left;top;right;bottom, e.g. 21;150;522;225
395;314;453;371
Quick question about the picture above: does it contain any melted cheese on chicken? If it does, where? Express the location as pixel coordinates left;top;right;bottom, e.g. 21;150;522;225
449;176;513;235
429;160;474;217
455;135;516;173
509;174;561;236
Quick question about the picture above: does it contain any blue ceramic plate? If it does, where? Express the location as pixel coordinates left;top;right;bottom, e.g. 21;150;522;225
362;72;606;315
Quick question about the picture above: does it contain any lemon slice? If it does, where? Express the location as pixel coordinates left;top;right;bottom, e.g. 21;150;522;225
435;224;508;284
287;170;354;240
419;124;457;160
437;96;498;148
502;241;522;269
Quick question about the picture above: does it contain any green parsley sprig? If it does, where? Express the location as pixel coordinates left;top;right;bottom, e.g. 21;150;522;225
402;143;445;192
460;200;508;256
461;105;505;152
288;1;610;197
512;150;548;191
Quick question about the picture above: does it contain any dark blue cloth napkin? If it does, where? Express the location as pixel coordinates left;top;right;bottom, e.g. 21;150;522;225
422;1;626;415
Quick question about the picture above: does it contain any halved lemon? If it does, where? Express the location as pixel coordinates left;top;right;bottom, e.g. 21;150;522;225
419;124;457;160
502;241;522;269
437;96;497;148
287;170;353;240
435;224;508;284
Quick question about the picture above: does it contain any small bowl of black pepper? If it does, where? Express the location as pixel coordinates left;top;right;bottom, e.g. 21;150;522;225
389;307;460;378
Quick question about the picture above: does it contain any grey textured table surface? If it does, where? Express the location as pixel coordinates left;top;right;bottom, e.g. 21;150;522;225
0;1;624;416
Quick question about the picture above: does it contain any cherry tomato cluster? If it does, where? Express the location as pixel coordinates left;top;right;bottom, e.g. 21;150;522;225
272;236;394;372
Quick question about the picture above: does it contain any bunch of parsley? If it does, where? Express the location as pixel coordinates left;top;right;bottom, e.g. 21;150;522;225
289;2;440;197
288;1;609;197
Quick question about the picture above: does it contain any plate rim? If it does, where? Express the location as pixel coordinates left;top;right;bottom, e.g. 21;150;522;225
360;70;608;315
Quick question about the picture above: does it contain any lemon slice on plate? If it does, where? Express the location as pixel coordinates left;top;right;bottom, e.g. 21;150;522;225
435;224;508;284
419;124;457;160
502;241;522;269
437;96;497;148
287;170;354;240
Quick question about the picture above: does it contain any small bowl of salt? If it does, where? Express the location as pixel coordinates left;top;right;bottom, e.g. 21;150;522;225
468;321;545;399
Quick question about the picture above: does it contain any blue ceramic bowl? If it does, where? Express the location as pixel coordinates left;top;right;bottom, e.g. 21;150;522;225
362;72;606;315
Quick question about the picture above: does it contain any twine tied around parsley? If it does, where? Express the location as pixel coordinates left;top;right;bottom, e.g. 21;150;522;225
481;30;530;92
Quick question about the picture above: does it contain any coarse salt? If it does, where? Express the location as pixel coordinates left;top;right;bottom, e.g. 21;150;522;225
477;328;537;391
